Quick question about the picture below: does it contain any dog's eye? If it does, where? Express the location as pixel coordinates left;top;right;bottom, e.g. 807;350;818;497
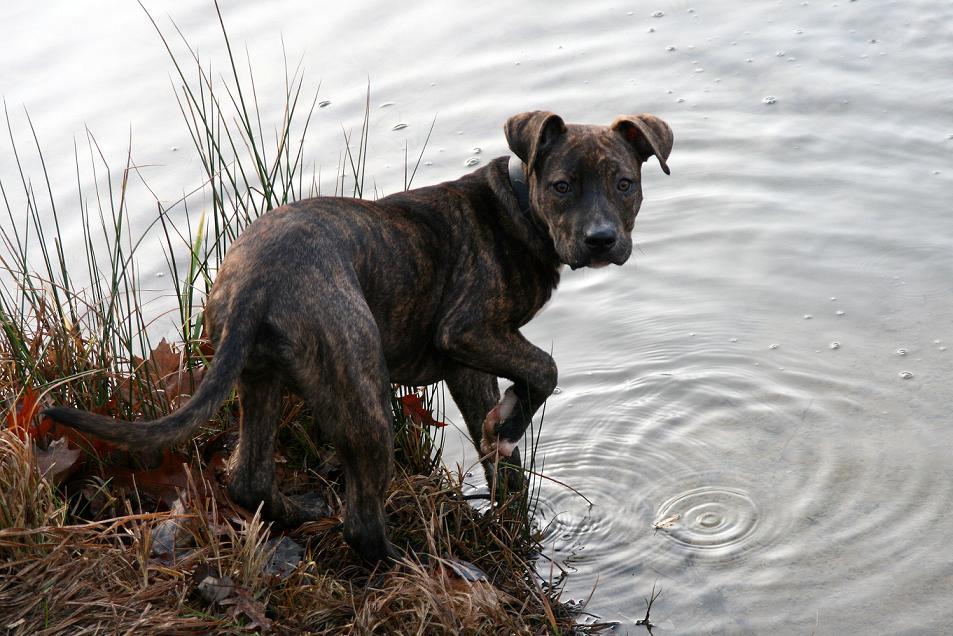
552;181;571;195
617;178;634;192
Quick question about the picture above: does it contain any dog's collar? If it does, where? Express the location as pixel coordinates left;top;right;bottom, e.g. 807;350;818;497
507;155;531;214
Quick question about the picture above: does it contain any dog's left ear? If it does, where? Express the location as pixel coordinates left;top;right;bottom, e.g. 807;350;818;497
504;111;567;174
611;114;673;175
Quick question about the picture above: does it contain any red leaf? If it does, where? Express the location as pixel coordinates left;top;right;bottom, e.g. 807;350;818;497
6;388;43;440
101;450;193;508
399;393;447;428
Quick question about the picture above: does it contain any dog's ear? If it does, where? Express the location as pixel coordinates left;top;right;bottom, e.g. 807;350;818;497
611;114;673;175
504;111;567;173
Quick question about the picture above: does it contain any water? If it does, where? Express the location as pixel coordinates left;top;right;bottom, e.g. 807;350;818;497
3;1;952;633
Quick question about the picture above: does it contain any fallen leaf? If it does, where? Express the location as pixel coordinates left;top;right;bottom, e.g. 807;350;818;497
6;388;45;440
102;450;192;508
400;392;447;428
151;496;194;562
194;567;235;605
34;438;82;484
263;536;304;580
653;513;681;530
222;587;272;632
146;338;206;408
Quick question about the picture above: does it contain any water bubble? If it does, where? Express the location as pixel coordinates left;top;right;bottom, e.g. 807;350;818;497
896;348;908;356
934;340;942;344
648;27;656;32
170;146;178;152
746;58;753;63
652;11;665;17
694;68;705;73
899;371;914;380
762;96;778;105
940;346;948;352
776;51;786;57
687;7;695;13
392;123;408;131
836;310;846;316
689;332;696;337
318;100;332;108
803;314;813;319
155;272;164;278
666;45;677;51
730;337;738;343
769;343;779;350
464;157;480;167
830;296;837;301
830;341;841;350
553;387;562;395
471;147;481;154
795;28;804;34
378;101;395;108
676;97;686;103
424;161;433;167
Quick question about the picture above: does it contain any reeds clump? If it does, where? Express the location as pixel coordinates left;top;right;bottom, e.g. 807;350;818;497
0;3;603;634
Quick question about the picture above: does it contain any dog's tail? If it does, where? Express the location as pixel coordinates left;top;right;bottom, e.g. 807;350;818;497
42;312;258;452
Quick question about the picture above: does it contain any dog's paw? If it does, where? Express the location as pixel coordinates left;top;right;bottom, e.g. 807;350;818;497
480;390;519;458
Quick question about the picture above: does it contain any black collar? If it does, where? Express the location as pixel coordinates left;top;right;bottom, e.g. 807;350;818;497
507;155;531;214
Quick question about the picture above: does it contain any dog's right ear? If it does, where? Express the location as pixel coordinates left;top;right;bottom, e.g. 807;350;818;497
504;111;566;174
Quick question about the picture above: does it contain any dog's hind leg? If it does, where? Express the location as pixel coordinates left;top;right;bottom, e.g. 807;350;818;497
284;304;397;563
227;373;326;526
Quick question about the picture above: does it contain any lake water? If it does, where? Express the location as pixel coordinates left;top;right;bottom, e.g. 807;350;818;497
2;1;952;633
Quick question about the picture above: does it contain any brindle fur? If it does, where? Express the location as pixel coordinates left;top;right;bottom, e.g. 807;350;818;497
44;111;673;563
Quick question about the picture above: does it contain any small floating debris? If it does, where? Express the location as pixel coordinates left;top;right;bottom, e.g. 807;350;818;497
803;314;813;319
676;97;686;103
896;348;908;356
666;45;677;51
471;147;482;155
776;51;786;57
464;157;480;167
652;10;665;17
830;341;841;350
836;310;846;316
318;100;332;108
730;337;738;343
391;122;408;131
647;27;656;32
769;343;779;350
899;371;914;380
762;96;777;105
155;272;164;278
653;513;681;530
553;386;562;394
378;101;395;108
170;146;178;152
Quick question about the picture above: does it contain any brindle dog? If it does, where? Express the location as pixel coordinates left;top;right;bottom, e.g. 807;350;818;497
44;111;673;563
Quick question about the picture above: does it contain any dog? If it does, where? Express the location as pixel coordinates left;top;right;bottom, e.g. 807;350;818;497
44;110;673;563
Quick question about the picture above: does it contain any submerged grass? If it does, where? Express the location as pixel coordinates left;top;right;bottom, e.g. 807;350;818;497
0;2;603;634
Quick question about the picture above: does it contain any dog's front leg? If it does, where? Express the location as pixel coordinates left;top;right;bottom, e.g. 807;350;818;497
438;325;557;478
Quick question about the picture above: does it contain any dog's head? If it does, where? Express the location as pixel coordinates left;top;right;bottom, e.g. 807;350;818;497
505;111;673;269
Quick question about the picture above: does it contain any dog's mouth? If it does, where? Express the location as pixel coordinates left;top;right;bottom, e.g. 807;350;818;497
566;247;631;270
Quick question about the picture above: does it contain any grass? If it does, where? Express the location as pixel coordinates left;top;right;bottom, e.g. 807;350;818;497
0;2;605;633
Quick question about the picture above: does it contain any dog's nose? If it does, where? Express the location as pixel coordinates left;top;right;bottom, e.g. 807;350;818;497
584;227;617;253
